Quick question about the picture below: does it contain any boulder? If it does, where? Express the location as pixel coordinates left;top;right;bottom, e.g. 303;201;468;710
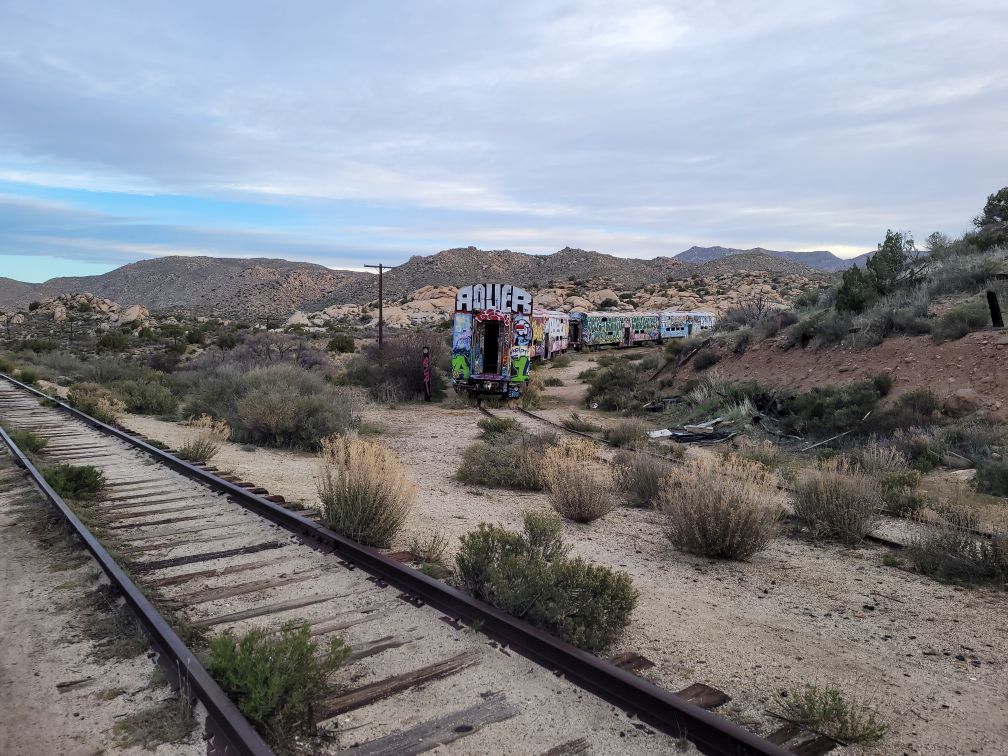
285;311;311;327
53;305;67;322
942;387;984;418
116;304;148;325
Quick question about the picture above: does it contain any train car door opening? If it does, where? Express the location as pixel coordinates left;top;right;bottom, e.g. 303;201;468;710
482;320;501;374
623;323;632;346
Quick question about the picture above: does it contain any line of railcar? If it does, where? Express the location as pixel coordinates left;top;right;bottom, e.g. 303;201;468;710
450;283;715;398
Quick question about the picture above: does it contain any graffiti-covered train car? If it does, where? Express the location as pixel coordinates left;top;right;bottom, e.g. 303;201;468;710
531;309;570;359
451;284;534;398
659;310;717;339
574;312;662;348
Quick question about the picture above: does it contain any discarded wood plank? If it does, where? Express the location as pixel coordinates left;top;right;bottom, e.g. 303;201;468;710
144;554;291;588
132;541;286;573
682;424;716;434
56;676;94;693
173;572;320;607
195;591;350;627
317;650;481;721
309;608;393;637
106;503;208;521
346;691;517;755
800;430;853;452
540;737;590;755
106;514;205;530
607;651;656;673
675;682;730;710
102;494;205;511
344;635;413;664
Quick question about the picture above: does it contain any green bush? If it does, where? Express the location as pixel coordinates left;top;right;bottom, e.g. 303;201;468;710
455;512;636;651
867;389;939;435
777;685;886;744
16;366;39;384
792;463;881;544
183;365;356;450
343;330;449;401
97;330;129;352
326;333;356;353
932;301;989;341
42;464;106;500
455;430;555;490
976;459;1008;496
692;348;721;371
208;622;348;750
476;416;519;439
542;376;563;387
781;382;880;435
548;354;572;368
6;427;48;453
28;300;41;311
113;380;177;415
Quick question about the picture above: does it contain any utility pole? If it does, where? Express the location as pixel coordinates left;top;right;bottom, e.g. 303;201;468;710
364;263;387;362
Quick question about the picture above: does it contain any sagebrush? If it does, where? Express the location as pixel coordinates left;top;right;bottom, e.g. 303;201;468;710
542;438;614;522
317;434;415;547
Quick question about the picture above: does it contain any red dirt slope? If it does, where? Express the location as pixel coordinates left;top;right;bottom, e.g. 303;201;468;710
697;330;1008;420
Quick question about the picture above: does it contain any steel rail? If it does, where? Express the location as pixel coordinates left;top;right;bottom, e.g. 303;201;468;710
1;373;789;756
0;423;274;756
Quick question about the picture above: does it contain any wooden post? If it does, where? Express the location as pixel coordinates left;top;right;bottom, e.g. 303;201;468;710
364;263;388;365
422;346;432;401
988;290;1004;328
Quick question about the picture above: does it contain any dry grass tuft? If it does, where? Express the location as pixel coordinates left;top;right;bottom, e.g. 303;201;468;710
657;455;782;560
561;411;602;433
792;458;882;544
776;685;887;744
317;434;415;547
613;450;676;507
604;417;649;448
542;438;614;523
175;414;230;463
906;506;1008;583
67;382;126;425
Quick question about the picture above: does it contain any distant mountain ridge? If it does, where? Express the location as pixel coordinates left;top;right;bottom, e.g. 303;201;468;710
675;245;872;271
1;245;841;317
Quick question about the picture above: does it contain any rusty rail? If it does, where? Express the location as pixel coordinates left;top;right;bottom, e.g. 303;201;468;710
0;422;274;756
1;373;789;756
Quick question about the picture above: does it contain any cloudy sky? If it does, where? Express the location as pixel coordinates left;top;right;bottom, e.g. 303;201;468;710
1;1;1006;281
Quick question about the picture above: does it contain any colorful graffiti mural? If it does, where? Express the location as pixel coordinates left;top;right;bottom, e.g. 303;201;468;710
451;313;472;380
452;284;534;398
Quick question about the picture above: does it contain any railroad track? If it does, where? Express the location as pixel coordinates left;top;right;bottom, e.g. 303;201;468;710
1;374;836;755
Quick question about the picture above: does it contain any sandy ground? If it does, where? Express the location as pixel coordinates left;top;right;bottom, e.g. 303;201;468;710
119;358;1008;755
0;457;203;756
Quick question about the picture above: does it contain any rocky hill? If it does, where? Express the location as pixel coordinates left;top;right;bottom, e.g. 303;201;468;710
1;247;830;318
675;245;871;272
0;257;372;318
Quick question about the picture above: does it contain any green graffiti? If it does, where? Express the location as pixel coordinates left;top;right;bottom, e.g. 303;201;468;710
452;352;470;380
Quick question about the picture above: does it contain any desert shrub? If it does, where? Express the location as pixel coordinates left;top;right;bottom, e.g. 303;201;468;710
657;456;782;560
548;354;572;368
938;420;1006;464
67;382;126;424
604;418;648;448
454;511;636;651
692;348;721;371
867;389;939;435
182;365;357;450
932;301;989;341
777;685;886;744
928;253;1001;296
343;330;449;401
976;459;1008;497
561;412;601;433
113;380;177;415
97;330;129;352
476;416;519;439
792;460;882;544
6;428;48;453
542;376;563;387
326;333;355;353
208;622;348;750
42;464;106;500
175;415;230;463
542;439;614;523
731;327;752;354
734;438;785;470
855;442;922;516
613;450;676;507
872;373;893;396
520;376;543;409
781;382;880;435
0;355;12;373
890;427;944;473
16;366;40;384
317;434;415;547
906;508;1008;583
28;300;40;311
408;531;450;566
455;430;555;490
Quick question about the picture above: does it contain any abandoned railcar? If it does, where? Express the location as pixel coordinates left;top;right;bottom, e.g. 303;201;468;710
659;310;717;339
574;312;662;349
451;284;534;398
531;308;570;359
